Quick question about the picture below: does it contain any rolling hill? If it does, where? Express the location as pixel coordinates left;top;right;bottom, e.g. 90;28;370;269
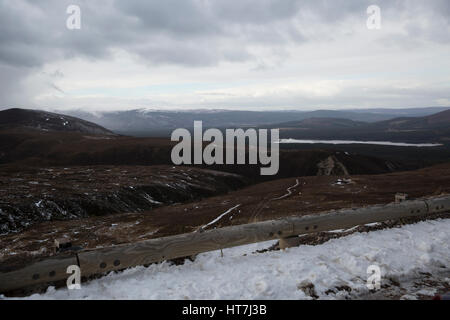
271;117;367;130
0;108;115;135
1;108;449;182
268;109;450;143
0;109;408;180
64;107;448;136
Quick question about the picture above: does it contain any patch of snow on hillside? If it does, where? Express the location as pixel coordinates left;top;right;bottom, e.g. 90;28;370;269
17;219;450;300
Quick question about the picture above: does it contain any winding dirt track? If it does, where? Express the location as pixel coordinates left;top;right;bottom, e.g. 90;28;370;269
271;179;300;200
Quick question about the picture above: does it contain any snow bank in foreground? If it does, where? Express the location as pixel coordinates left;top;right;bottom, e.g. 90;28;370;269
20;219;450;299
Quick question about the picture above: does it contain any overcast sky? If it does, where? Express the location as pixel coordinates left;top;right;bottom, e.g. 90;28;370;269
0;0;449;112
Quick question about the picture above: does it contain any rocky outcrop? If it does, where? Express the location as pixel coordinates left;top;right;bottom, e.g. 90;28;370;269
317;155;349;176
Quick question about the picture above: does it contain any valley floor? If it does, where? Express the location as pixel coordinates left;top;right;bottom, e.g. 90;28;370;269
9;218;450;300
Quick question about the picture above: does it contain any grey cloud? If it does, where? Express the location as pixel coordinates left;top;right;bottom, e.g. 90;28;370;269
116;0;220;36
0;64;35;107
1;0;449;70
0;0;449;109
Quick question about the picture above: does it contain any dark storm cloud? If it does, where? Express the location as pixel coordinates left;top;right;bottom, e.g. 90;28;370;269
1;0;449;69
116;0;219;36
0;0;449;109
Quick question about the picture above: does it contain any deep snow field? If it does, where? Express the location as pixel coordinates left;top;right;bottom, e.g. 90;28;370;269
7;218;450;300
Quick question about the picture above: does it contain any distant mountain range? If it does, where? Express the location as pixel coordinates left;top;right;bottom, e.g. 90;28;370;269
1;107;449;144
63;107;450;136
1;107;450;179
267;109;450;143
270;117;367;130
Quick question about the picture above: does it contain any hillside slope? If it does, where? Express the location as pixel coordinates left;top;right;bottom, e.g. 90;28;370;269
2;162;450;262
0;108;114;135
372;109;450;131
270;109;450;143
0;166;247;234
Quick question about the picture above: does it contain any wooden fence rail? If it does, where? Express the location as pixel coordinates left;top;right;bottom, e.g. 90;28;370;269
1;195;450;294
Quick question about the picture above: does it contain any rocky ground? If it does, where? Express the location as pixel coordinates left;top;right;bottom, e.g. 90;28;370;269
1;162;450;269
0;165;247;234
